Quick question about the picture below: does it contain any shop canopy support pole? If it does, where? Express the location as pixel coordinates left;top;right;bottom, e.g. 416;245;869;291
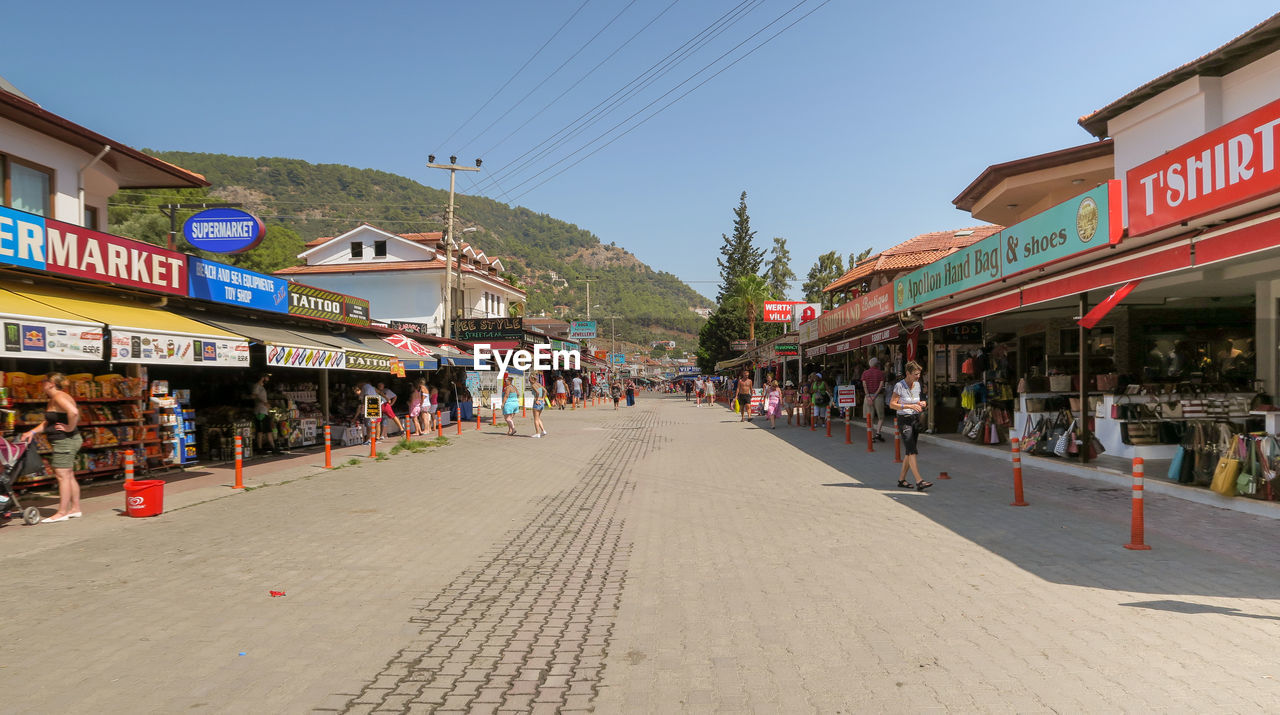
320;371;330;424
1079;292;1091;465
927;330;936;434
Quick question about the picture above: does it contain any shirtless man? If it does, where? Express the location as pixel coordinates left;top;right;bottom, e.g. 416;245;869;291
737;369;754;422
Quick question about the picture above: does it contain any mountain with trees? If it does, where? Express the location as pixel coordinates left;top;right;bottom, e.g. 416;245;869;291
105;151;712;350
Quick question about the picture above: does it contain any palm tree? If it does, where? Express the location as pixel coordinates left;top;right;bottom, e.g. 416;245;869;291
725;274;772;344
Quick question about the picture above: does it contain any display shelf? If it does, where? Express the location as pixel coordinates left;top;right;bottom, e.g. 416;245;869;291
12;397;141;404
14;419;142;428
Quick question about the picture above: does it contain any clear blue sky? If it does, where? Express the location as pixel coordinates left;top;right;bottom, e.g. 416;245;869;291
3;1;1277;301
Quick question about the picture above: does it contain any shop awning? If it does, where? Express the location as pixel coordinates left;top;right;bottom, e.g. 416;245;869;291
0;283;105;362
923;290;1022;331
351;335;438;371
8;282;251;367
182;314;348;370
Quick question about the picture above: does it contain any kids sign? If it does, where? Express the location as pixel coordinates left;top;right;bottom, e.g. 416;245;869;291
894;181;1121;311
0;207;187;295
182;208;265;253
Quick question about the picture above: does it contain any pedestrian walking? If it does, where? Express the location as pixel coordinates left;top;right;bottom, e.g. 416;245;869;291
684;380;693;401
862;357;888;442
376;382;404;439
571;374;583;406
408;379;427;434
705;378;716;405
610;381;622;409
426;385;439;432
782;380;797;425
737;369;753;422
355;380;379;445
554;374;568;409
18;373;82;522
811;374;831;430
890;360;932;491
502;375;521;436
765;378;782;429
625;379;636;407
531;376;548;438
253;373;281;453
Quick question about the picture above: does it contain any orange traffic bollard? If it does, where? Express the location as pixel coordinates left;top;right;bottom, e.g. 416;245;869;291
865;413;875;453
234;435;244;489
124;449;135;483
810;409;816;432
1011;437;1028;506
369;430;377;459
893;426;902;463
844;417;852;444
492;407;497;426
826;416;832;438
939;471;951;480
324;425;332;469
404;417;412;439
1125;457;1152;550
456;413;462;435
438;418;444;438
522;403;526;418
476;412;482;430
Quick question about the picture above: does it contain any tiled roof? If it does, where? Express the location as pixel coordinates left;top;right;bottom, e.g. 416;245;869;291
303;227;444;248
824;226;1001;293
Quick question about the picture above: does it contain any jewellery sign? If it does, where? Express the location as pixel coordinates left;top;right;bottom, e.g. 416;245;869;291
0;207;187;295
568;320;597;339
2;318;102;361
108;331;250;366
266;343;346;370
287;283;371;327
345;350;393;372
453;317;523;341
1127;96;1280;237
894;181;1122;311
188;257;289;313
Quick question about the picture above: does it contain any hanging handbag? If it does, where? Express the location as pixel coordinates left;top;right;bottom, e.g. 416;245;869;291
1095;373;1119;392
1210;436;1242;496
1180;399;1206;418
961;358;975;375
1167;446;1186;481
1237;438;1259;496
1016;377;1028;394
1161;400;1183;419
1054;419;1076;457
1049;375;1072;392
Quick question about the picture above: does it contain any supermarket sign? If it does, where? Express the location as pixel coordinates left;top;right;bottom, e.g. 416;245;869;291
1127;96;1280;236
0;207;187;295
894;181;1121;311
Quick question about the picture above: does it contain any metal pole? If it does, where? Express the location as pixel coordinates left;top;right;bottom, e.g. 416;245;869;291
927;330;936;433
1079;292;1090;465
444;169;456;339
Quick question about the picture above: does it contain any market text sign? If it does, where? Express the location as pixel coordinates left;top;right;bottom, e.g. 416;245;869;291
0;208;187;295
895;182;1121;311
1128;96;1280;236
183;208;265;253
189;257;289;313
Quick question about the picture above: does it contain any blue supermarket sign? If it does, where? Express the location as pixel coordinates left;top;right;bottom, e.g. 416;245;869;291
183;208;265;253
188;257;289;313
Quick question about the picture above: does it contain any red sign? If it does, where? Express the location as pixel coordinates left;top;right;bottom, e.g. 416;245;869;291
43;219;188;295
1127;96;1280;236
817;283;895;338
763;300;801;323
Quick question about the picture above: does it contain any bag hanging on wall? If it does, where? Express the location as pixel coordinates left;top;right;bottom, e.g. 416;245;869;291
961;358;975;375
1167;446;1186;480
1180;399;1206;418
1210;436;1242;497
1161;400;1183;419
1016;377;1028;394
1054;419;1077;457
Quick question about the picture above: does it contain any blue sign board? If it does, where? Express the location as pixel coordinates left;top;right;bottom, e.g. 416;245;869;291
188;257;289;313
183;208;265;253
0;205;47;270
677;365;701;374
609;353;626;365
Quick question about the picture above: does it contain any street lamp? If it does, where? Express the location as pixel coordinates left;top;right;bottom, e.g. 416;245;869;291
426;155;482;338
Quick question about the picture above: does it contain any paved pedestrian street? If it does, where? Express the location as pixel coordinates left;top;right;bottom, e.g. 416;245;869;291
2;395;1279;713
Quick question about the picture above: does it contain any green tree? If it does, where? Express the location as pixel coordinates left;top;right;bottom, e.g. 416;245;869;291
853;246;874;265
802;251;845;309
764;236;794;300
231;225;305;273
650;343;668;359
715;191;764;302
725;274;772;344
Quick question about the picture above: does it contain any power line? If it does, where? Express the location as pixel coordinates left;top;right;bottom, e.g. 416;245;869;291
508;0;830;200
436;0;594;153
112;191;446;211
470;0;762;195
478;0;682;159
457;0;640;155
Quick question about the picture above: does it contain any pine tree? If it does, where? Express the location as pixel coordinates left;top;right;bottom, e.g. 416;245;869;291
715;191;765;303
802;251;845;309
765;237;795;300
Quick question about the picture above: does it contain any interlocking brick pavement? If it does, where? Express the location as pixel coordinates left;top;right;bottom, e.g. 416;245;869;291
2;394;1278;713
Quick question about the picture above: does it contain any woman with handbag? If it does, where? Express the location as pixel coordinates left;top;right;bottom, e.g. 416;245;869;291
889;361;932;491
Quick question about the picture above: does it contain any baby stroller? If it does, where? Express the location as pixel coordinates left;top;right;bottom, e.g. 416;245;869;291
1;435;43;525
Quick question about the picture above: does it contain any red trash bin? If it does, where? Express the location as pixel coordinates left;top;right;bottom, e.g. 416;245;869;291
124;479;165;517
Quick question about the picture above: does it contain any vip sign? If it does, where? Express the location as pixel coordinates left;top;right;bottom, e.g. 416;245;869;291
1128;96;1280;236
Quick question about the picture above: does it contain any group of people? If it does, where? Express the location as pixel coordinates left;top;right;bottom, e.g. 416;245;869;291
706;359;933;492
354;378;454;443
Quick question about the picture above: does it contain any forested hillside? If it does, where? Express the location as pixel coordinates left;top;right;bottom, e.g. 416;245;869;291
107;151;711;349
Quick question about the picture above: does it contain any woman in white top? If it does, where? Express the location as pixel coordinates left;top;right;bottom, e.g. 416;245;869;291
889;361;932;491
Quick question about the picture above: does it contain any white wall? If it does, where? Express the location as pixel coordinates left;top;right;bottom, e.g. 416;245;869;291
0;117;119;224
288;270;446;330
306;226;436;266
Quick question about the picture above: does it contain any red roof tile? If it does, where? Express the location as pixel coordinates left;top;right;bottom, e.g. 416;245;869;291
824;226;1001;293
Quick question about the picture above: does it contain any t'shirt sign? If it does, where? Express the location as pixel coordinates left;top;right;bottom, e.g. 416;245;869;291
1127;96;1280;237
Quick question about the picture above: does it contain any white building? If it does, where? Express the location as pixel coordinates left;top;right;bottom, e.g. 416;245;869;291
1;75;207;226
275;223;526;335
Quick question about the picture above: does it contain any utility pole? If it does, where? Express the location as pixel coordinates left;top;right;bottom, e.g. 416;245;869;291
158;202;243;251
600;315;621;381
426;155;481;339
578;278;597;352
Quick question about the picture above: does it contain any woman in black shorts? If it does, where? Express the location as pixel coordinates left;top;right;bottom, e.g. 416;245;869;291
889;361;932;491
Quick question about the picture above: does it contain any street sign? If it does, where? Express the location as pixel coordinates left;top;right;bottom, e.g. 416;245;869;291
609;353;626;365
364;395;381;419
730;339;755;352
183;208;265;253
836;386;858;408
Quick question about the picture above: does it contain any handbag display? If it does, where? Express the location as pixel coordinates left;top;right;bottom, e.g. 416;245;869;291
1210;436;1243;497
1049;375;1073;392
1054;419;1077;457
1167;447;1186;481
1095;373;1119;392
1160;400;1183;419
1180;399;1206;418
